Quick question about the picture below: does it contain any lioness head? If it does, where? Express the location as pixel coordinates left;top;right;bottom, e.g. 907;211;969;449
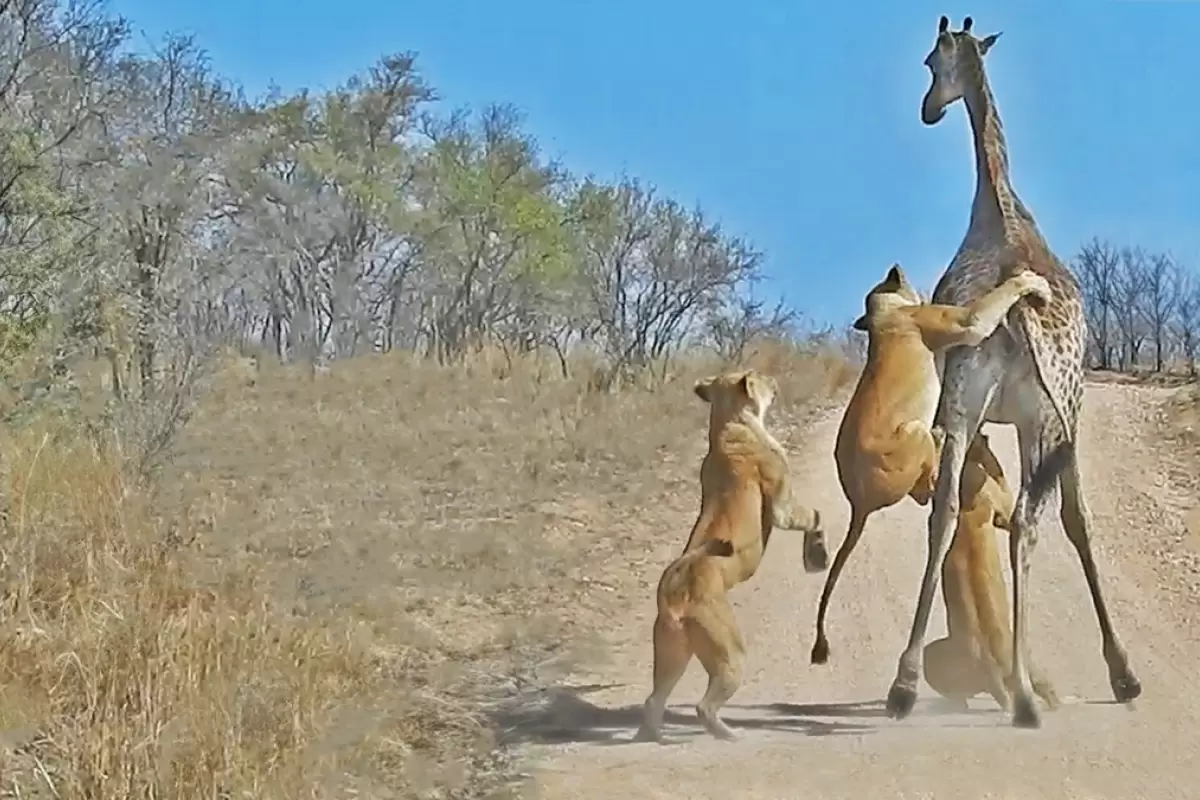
694;368;778;424
852;263;923;331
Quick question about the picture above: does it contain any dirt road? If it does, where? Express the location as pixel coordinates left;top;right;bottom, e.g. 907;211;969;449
514;382;1200;799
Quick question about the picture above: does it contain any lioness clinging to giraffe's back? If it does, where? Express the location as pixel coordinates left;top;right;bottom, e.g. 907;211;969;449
808;262;1051;666
924;429;1059;712
633;368;825;744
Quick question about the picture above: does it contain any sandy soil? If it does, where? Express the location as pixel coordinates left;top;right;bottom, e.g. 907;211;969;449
511;382;1200;800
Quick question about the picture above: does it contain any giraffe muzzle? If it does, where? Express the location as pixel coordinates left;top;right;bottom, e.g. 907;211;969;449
921;92;947;126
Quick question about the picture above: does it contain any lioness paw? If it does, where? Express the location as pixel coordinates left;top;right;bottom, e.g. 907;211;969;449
632;725;664;744
803;529;829;573
1014;272;1051;306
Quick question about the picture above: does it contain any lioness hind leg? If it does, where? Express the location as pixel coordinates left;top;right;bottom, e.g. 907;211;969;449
688;599;744;741
923;636;982;711
909;425;943;506
981;658;1013;712
633;613;694;743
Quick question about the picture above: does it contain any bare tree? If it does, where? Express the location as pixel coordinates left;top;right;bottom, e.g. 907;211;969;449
1113;246;1149;371
569;177;762;386
1071;237;1120;370
705;292;798;363
0;3;840;475
1175;268;1200;377
0;0;126;362
1140;251;1179;372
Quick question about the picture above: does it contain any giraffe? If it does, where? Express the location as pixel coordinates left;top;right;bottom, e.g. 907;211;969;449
883;15;1142;729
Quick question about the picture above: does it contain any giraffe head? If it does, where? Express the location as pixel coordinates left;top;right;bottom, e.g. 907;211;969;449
852;264;923;331
920;15;1002;125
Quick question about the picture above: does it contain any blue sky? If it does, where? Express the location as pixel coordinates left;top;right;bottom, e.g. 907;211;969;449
107;0;1199;328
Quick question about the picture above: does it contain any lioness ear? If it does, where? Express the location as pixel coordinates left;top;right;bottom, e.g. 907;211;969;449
694;377;714;403
738;373;753;398
885;263;904;286
851;314;869;331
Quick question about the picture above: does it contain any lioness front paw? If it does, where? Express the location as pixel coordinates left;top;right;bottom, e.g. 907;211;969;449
1013;272;1051;306
930;426;946;450
803;529;829;573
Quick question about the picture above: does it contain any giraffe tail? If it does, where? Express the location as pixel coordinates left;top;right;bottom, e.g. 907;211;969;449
1014;303;1075;510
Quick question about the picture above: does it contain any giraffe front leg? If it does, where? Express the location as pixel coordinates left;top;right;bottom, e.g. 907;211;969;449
887;420;968;719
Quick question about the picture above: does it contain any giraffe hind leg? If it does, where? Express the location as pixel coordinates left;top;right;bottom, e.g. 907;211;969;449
1057;442;1141;703
1008;421;1079;729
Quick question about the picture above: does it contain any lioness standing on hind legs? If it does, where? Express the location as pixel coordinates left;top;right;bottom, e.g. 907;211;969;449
634;368;827;744
924;429;1060;712
809;263;1051;666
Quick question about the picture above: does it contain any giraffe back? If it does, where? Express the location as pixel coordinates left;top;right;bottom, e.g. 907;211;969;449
932;236;1085;441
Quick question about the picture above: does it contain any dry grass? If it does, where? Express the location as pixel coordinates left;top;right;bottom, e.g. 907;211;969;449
1086;367;1198;388
0;341;854;798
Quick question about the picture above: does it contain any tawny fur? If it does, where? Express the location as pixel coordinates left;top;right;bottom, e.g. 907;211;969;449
923;431;1060;711
633;368;825;744
809;263;1051;665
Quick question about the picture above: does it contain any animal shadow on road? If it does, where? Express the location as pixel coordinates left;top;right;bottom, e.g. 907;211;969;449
493;684;876;746
741;698;1005;730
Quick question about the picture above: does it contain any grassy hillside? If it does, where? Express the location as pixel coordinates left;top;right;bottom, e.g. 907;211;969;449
0;343;854;798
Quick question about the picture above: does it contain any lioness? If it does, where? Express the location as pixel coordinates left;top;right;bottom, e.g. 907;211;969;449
633;368;825;744
923;430;1060;711
808;263;1050;665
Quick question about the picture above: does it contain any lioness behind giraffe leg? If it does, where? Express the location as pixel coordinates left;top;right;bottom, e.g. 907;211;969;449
924;432;1059;714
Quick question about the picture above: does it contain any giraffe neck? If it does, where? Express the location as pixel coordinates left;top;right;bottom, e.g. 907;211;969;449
962;68;1035;237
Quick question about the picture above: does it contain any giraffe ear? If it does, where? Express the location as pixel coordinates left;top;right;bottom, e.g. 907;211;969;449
979;32;1002;55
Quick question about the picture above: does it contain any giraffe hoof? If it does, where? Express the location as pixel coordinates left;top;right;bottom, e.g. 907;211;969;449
1111;671;1142;703
810;637;830;665
886;683;917;720
1011;695;1041;729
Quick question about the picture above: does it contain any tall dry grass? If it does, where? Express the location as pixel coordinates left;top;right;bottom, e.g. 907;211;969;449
0;340;855;797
